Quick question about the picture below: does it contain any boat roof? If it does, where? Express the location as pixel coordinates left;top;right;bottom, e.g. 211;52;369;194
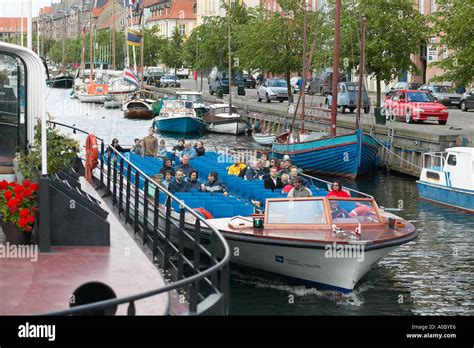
176;91;202;95
446;147;474;155
209;103;230;108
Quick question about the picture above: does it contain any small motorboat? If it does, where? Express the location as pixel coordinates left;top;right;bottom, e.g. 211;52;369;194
123;89;156;120
252;133;276;146
50;73;74;89
104;96;121;109
203;103;246;135
107;77;137;102
417;147;474;213
77;82;109;103
153;99;206;134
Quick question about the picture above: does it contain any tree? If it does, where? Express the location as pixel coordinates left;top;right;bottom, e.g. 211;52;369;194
158;27;185;70
431;0;474;88
143;26;167;67
328;0;429;106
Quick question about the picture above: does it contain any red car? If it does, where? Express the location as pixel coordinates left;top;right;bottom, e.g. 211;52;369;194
383;90;449;125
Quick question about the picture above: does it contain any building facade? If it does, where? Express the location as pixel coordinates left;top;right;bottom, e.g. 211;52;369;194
196;0;263;25
144;0;197;37
0;18;28;44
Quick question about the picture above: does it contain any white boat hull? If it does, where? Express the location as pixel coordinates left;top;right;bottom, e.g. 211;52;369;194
78;93;106;103
206;121;247;135
252;133;276;145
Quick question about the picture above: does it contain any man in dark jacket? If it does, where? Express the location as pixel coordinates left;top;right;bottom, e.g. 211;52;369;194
264;167;283;191
168;169;190;193
175;155;196;177
200;172;228;196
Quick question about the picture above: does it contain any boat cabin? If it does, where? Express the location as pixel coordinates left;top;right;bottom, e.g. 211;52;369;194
176;91;205;108
420;147;474;191
159;99;196;118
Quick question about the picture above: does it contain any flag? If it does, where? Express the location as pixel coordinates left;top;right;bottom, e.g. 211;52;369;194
127;28;143;46
123;67;139;88
124;0;141;10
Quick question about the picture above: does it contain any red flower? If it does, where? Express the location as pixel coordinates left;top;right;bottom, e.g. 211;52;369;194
27;215;35;224
3;191;12;200
13;185;23;194
20;208;29;218
23;188;33;197
0;180;8;190
15;193;24;202
18;217;28;228
22;179;31;188
31;183;39;191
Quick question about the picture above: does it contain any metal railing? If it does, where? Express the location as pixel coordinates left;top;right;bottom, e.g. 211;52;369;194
45;121;231;316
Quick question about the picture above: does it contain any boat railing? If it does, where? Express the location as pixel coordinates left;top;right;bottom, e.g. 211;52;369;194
422;151;447;171
45;121;231;316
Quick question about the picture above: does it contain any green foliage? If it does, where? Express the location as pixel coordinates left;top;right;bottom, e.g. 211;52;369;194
143;26;167;67
430;0;474;87
157;27;185;70
18;119;80;180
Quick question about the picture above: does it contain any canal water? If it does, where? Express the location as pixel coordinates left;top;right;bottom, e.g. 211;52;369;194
47;89;474;316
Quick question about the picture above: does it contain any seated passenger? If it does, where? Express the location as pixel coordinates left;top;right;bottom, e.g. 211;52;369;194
108;138;130;154
200;171;228;196
269;158;280;169
161;171;173;190
179;141;197;161
171;138;185;162
227;157;246;176
194;141;205;157
277;159;292;177
160;159;175;177
327;181;350;198
281;174;293;193
288;165;310;187
157;139;167;160
245;161;262;181
287;177;312;198
131;138;141;155
186;170;201;190
168;169;190;193
330;200;350;219
175;155;196;177
264;167;283;191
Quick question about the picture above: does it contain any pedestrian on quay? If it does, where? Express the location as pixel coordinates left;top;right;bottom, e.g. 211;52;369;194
142;127;158;158
327;181;350;198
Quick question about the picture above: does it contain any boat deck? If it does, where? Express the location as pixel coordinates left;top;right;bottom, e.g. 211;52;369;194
0;178;169;315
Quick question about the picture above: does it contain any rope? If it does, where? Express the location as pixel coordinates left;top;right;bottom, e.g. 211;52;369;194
370;132;422;169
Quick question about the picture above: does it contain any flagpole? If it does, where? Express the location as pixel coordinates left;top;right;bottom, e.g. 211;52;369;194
130;7;137;73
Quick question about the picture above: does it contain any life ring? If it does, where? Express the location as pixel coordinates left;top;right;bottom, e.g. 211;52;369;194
349;204;374;218
194;208;213;219
85;134;99;183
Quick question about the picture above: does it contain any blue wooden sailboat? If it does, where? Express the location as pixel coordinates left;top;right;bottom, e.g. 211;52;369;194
152;99;206;134
417;147;474;213
272;128;378;179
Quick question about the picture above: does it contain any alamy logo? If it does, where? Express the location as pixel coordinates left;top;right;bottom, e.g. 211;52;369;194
18;322;56;341
324;242;365;262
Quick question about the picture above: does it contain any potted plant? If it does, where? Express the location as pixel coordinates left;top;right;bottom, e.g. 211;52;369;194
0;179;38;245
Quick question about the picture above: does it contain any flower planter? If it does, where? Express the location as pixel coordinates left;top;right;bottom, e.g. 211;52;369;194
1;221;31;245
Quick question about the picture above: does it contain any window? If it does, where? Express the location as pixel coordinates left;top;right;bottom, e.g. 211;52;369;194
408;92;435;102
447;154;457;166
266;199;327;225
329;199;381;224
426;171;440;180
178;24;185;36
431;0;437;12
419;0;425;14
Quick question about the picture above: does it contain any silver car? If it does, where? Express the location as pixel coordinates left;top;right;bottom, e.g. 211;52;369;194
257;78;288;103
336;82;371;114
418;84;462;107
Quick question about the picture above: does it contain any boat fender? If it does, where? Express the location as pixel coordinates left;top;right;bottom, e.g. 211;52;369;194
194;208;213;219
349;205;374;218
85;134;99;183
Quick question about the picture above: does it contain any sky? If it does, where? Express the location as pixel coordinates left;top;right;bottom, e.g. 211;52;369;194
0;0;60;18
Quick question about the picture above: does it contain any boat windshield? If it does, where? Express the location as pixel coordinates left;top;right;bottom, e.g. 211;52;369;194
265;199;327;225
328;199;381;224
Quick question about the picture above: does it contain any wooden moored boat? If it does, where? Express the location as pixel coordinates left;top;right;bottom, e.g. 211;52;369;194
203;103;247;135
123;89;156;120
252;132;276;145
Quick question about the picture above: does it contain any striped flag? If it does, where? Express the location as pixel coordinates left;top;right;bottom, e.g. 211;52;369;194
127;28;143;46
124;67;139;88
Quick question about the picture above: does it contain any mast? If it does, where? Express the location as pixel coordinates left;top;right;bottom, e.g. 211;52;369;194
81;24;85;81
330;0;341;137
21;0;24;47
227;0;232;115
355;17;366;129
112;0;116;70
89;1;93;81
139;4;145;89
27;0;32;50
300;2;308;134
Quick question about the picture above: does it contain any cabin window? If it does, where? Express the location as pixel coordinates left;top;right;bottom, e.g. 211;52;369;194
329;199;381;224
0;53;27;172
426;171;440;181
447;154;457;166
266;199;327;225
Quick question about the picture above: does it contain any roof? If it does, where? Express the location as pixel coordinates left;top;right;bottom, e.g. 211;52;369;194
146;0;196;22
39;6;52;15
446;147;474;156
0;18;28;33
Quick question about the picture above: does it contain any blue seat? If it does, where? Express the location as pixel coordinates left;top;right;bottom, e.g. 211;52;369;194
234;204;254;216
204;199;222;210
252;188;268;202
212;204;234;218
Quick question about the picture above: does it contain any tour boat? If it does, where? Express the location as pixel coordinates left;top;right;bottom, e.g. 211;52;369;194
152;99;206;134
203;103;247;135
417;147;474;213
123;89;156;120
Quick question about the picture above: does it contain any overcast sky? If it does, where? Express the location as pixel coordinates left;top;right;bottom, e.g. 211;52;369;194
0;0;60;18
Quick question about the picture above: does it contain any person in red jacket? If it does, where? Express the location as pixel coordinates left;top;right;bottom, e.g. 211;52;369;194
327;181;350;198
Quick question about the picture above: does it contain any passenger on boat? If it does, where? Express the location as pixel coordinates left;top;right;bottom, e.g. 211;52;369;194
259;153;270;178
186;170;201;190
327;181;350;198
281;174;293;193
160;159;175;177
142;128;158;158
168;169;190;193
132;138;141;155
329;200;349;219
264;167;283;191
161;171;173;190
277;159;292;177
287;177;312;198
108;138;130;154
194;141;205;157
157;139;167;160
245;161;262;181
180;141;197;161
269;158;280;169
289;166;310;187
171;138;185;162
200;171;228;196
227;157;246;176
175;155;196;177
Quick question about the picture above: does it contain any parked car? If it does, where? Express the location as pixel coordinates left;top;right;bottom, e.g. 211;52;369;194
386;82;423;98
145;67;164;86
289;76;310;94
460;91;474;112
243;73;256;88
307;69;347;95
383;90;449;125
257;78;288;103
418;84;463;107
334;82;371;114
169;67;190;79
208;68;245;96
160;74;181;88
